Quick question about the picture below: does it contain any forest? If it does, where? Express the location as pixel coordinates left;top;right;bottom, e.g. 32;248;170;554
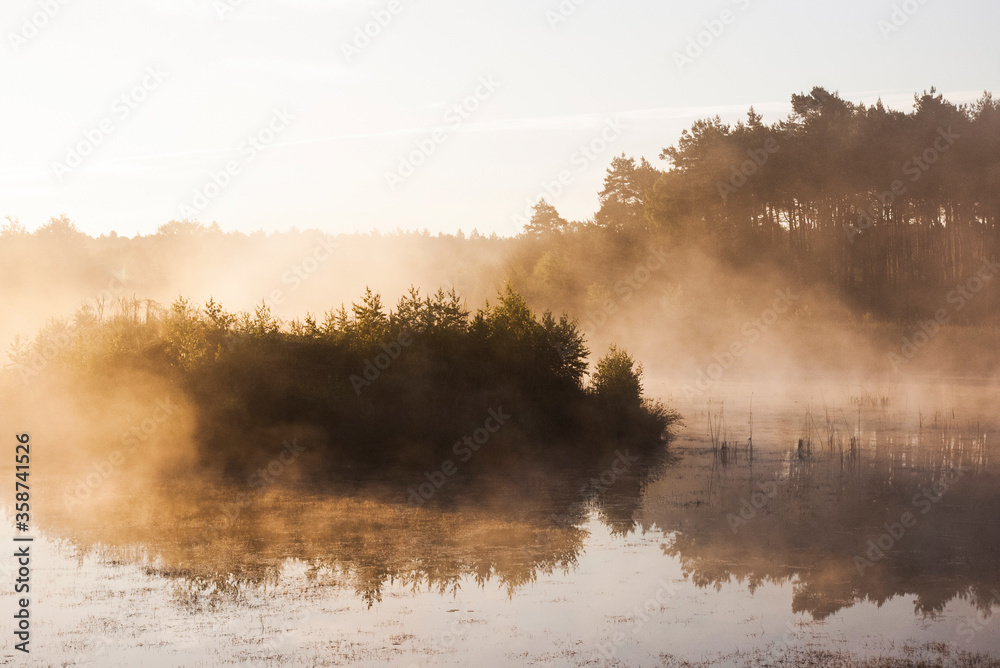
3;87;999;403
520;86;1000;321
3;89;998;331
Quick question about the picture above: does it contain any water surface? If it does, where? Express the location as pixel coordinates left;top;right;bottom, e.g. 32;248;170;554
2;379;999;666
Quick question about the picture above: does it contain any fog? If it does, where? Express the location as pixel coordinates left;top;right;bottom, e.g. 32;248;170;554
2;89;998;668
5;218;996;398
1;219;996;532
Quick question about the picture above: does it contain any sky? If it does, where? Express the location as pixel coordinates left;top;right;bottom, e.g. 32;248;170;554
1;0;997;238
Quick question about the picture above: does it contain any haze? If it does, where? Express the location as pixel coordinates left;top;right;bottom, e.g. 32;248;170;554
3;2;1000;666
2;0;998;236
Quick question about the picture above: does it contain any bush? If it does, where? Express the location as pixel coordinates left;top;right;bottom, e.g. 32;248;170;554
591;344;643;407
4;286;678;477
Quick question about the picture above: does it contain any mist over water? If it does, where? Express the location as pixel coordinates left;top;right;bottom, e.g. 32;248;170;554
2;373;998;666
3;79;1000;667
2;205;998;667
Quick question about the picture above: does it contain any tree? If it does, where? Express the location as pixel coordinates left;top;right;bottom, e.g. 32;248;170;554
157;219;208;237
165;297;208;370
347;287;390;350
392;286;468;335
35;214;84;239
523;199;568;237
541;311;588;388
1;216;28;239
595;154;660;231
591;345;643;407
644;87;999;318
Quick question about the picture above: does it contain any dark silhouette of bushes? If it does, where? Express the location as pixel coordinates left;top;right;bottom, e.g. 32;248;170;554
5;286;678;479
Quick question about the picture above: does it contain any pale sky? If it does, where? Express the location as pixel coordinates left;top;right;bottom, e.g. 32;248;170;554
2;0;997;237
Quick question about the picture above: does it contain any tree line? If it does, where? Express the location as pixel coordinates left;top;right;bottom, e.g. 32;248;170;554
526;86;1000;319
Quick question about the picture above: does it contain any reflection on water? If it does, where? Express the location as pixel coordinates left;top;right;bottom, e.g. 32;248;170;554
644;420;998;620
39;445;673;610
7;380;1000;665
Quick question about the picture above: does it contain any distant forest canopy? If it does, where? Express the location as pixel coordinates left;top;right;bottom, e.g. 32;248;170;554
521;86;1000;317
2;87;998;341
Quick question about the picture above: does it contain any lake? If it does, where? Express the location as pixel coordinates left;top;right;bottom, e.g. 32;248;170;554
2;378;999;667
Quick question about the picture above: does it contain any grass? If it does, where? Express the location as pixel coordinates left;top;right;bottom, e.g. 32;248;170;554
660;643;1000;668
